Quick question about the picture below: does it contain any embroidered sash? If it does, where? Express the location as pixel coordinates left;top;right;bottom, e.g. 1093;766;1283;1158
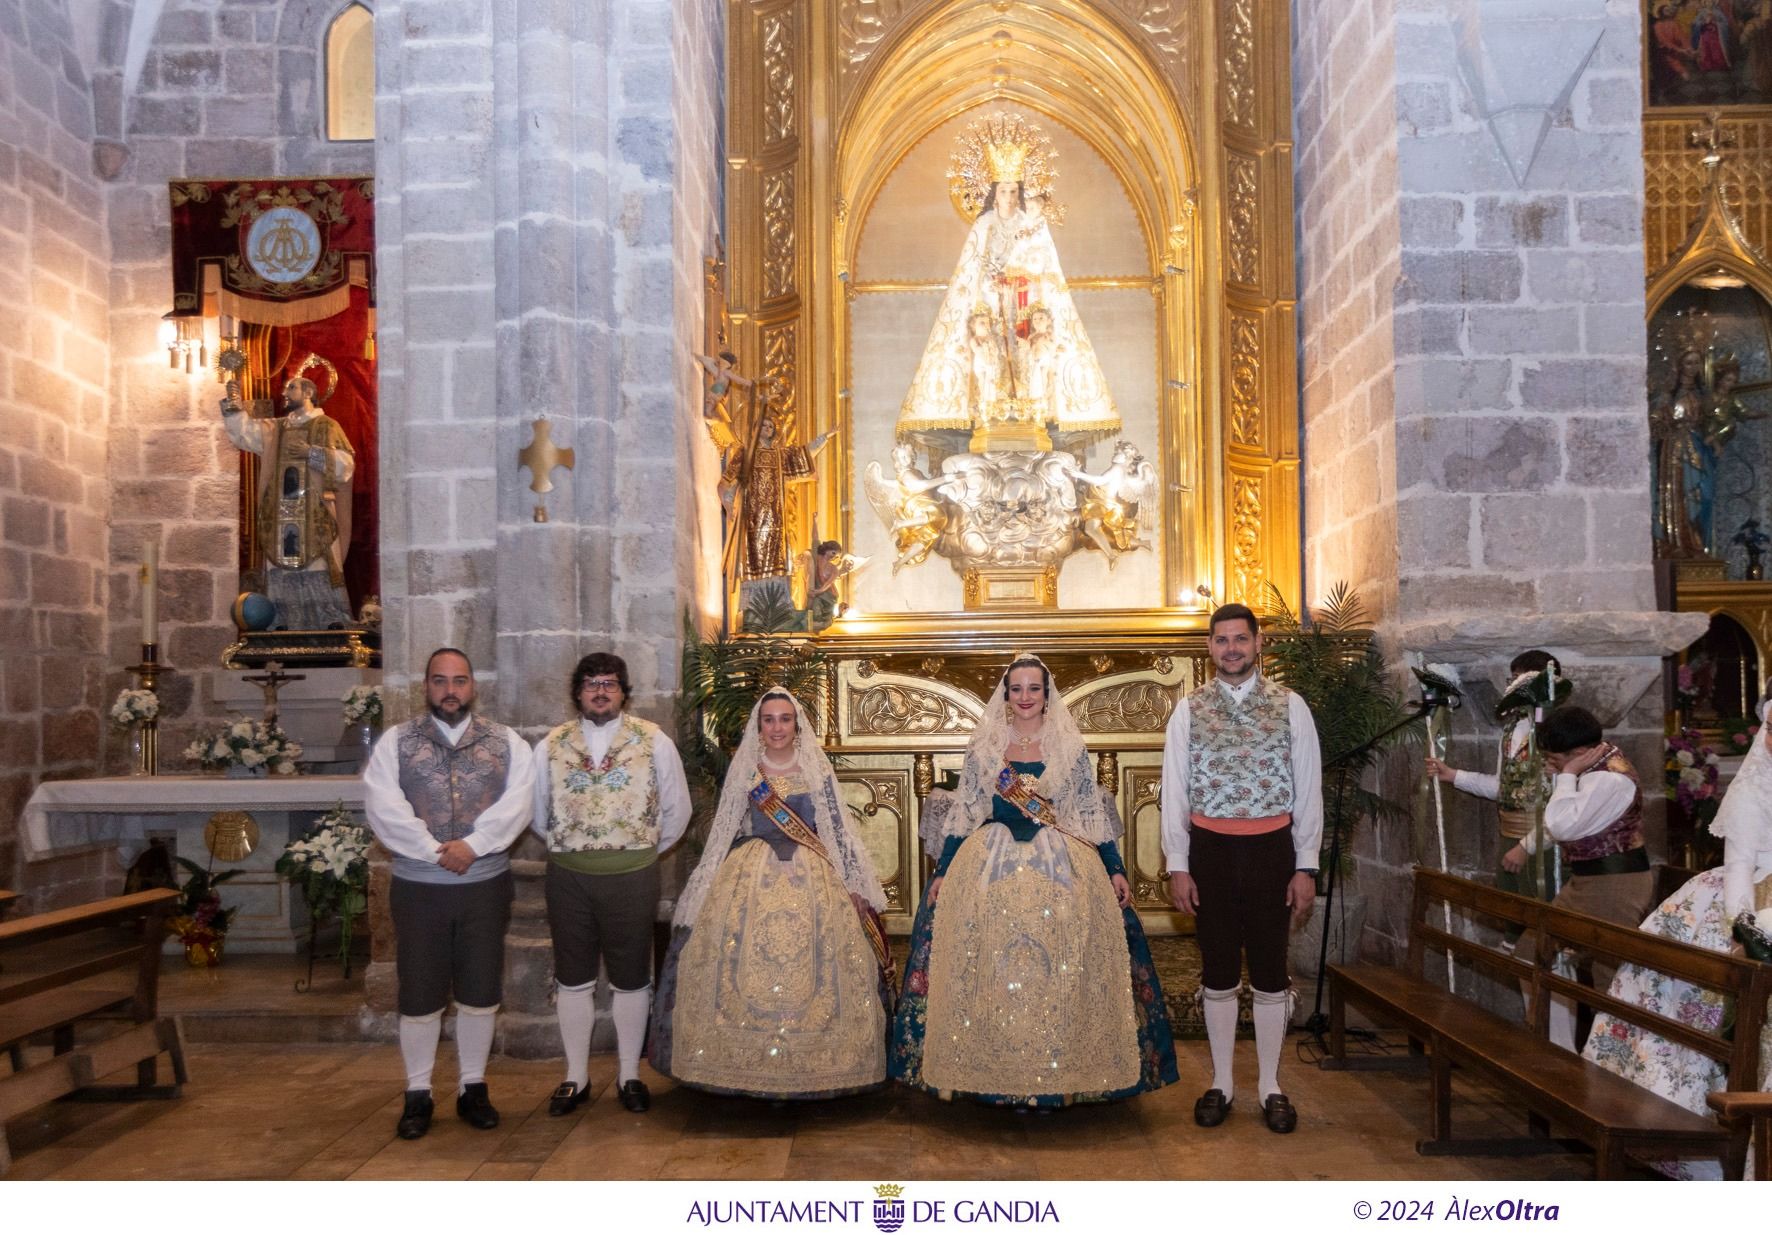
749;777;894;984
993;763;1106;855
995;764;1058;826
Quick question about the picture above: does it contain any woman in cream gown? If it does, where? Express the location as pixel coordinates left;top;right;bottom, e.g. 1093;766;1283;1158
888;655;1178;1106
652;690;892;1099
1581;695;1772;1177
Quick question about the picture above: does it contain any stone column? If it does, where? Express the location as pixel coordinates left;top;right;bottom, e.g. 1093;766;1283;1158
1294;0;1706;968
367;0;720;1055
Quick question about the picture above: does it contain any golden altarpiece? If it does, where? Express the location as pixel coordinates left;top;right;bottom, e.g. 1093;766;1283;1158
712;0;1300;932
1645;113;1772;745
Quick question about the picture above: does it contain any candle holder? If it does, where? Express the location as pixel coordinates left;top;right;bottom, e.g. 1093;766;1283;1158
126;643;169;776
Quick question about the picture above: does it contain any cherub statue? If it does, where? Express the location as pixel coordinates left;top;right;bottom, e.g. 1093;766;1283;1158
1065;441;1159;565
796;538;869;631
693;349;753;455
863;442;956;573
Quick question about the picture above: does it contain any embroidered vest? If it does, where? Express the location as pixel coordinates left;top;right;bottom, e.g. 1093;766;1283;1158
395;715;512;843
1560;745;1645;863
542;715;662;852
1186;675;1295;818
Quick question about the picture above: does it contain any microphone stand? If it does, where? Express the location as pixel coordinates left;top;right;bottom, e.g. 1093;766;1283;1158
1301;696;1448;1043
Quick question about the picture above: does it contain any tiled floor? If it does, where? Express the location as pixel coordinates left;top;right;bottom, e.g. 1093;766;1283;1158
4;1037;1624;1180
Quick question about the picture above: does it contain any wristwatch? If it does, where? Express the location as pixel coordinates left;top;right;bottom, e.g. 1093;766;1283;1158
1296;867;1320;878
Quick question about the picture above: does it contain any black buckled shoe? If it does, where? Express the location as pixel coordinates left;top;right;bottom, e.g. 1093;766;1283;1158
617;1079;651;1113
455;1081;500;1130
1262;1092;1298;1134
1193;1087;1232;1128
396;1089;433;1140
548;1081;592;1117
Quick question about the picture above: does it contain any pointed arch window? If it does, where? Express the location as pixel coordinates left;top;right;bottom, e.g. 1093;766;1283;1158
326;4;374;141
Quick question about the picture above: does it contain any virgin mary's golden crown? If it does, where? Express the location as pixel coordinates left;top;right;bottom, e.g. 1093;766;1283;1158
983;138;1031;184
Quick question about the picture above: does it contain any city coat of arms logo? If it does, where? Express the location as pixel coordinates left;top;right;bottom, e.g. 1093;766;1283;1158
872;1183;905;1233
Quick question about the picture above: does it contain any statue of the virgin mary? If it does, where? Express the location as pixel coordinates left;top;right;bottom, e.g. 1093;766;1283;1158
895;112;1121;452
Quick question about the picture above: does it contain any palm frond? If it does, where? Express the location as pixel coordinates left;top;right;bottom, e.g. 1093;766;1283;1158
1260;581;1423;878
675;595;830;850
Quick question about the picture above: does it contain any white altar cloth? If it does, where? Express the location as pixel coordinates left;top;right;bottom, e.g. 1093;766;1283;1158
20;775;366;953
22;775;365;861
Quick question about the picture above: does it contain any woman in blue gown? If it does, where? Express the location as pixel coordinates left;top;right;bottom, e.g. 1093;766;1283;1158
889;655;1178;1106
653;690;892;1099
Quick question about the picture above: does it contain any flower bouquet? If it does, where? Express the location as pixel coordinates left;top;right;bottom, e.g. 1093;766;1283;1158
341;684;383;727
110;688;159;727
112;687;162;775
183;718;302;776
275;803;373;983
169;855;241;967
1667;728;1724;864
1721;713;1764;756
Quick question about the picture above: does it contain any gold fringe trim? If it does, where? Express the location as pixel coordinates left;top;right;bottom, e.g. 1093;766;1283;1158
216;283;354;328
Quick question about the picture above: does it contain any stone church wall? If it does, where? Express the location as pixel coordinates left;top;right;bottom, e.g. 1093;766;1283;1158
0;0;115;908
1293;0;1690;979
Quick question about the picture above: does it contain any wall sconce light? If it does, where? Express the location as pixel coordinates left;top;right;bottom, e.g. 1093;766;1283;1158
160;311;206;372
159;311;205;373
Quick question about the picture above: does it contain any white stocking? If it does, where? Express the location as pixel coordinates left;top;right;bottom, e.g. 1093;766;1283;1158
611;984;652;1085
555;979;597;1088
1252;987;1293;1101
454;1003;498;1090
398;1009;443;1092
1202;985;1240;1101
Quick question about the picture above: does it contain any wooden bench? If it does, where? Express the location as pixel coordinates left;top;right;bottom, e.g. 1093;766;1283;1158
0;888;188;1176
1325;867;1772;1179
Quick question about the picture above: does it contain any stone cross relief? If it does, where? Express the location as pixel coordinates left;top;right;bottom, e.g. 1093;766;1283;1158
518;418;576;523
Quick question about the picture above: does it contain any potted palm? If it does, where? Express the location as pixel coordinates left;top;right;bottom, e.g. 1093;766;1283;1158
677;582;829;844
1261;583;1425;1020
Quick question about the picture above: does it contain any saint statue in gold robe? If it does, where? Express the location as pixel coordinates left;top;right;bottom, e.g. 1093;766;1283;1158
896;112;1120;451
719;407;829;580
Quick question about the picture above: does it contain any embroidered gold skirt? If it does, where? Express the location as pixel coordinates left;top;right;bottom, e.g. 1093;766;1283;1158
920;824;1139;1098
662;839;886;1098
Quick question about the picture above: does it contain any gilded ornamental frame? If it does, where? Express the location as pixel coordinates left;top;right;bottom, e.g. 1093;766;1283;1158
722;0;1301;638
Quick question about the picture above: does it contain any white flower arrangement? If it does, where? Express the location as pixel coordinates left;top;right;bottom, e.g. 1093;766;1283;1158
341;684;384;727
276;803;373;976
109;688;160;727
183;717;303;774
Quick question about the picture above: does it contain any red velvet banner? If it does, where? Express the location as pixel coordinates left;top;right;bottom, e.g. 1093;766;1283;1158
169;177;374;325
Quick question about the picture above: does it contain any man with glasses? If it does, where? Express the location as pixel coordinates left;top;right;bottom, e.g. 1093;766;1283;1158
362;647;536;1140
532;652;691;1114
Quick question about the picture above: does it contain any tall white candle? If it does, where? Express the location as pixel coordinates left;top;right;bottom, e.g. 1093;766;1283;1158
142;542;158;648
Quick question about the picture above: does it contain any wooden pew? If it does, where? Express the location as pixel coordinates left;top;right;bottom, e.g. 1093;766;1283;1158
0;888;187;1176
1325;867;1771;1179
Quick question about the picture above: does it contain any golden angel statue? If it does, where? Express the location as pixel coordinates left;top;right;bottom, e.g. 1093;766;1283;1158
896;111;1120;451
862;442;956;572
1065;441;1159;566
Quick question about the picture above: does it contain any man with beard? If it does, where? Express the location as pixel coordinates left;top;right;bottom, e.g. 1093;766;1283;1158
220;374;356;629
362;648;536;1139
1161;604;1323;1134
532;652;691;1115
